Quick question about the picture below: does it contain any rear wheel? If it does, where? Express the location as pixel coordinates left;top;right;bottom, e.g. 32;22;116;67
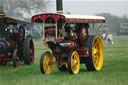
85;35;104;71
40;51;53;74
23;38;34;65
13;49;19;68
68;51;80;74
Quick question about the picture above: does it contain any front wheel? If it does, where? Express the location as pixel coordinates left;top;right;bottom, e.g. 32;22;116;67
68;51;80;74
40;51;53;74
85;35;104;71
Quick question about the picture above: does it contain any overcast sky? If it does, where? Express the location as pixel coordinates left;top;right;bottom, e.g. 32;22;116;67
48;0;128;17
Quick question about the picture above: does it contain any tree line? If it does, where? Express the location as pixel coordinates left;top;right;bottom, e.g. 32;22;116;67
96;13;128;34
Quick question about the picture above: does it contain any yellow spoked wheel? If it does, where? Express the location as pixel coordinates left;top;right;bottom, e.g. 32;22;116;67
40;51;53;74
68;51;80;74
92;36;104;71
85;35;104;71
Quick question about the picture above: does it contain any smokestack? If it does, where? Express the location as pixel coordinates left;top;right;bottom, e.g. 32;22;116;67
56;0;63;14
0;5;5;18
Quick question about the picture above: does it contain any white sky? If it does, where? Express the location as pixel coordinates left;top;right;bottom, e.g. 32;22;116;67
50;0;128;1
48;0;128;17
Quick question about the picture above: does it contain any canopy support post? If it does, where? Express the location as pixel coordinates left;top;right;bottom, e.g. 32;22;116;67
93;23;95;35
56;22;58;39
96;24;102;35
43;22;45;39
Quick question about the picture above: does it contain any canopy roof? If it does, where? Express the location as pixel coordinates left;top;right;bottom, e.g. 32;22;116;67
5;17;31;24
32;13;105;23
64;14;105;23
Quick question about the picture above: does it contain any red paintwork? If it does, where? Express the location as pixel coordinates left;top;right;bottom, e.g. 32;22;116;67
76;48;89;57
45;26;56;38
44;40;57;44
66;18;105;23
11;41;15;50
31;13;66;23
0;54;6;57
80;25;89;45
0;58;12;61
66;41;79;52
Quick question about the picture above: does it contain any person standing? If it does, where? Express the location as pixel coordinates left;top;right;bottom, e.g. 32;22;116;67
107;32;113;47
102;32;107;47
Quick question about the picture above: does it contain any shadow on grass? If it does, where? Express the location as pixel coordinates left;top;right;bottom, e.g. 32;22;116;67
49;68;88;76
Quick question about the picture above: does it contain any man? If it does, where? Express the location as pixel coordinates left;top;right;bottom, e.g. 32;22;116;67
102;32;106;47
107;32;113;47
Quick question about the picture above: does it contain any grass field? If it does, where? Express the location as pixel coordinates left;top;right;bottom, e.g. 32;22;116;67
0;36;128;85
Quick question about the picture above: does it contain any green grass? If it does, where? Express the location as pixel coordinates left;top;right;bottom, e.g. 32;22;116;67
0;36;128;85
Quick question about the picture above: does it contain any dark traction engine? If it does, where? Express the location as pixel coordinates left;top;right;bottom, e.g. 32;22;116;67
0;15;34;67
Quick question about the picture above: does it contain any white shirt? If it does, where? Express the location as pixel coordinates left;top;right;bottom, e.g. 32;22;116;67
102;33;106;39
107;34;113;41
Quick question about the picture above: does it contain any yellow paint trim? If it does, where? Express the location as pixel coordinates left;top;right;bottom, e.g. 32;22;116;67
56;11;63;14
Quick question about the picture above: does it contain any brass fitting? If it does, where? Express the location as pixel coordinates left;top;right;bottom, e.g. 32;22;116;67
0;13;5;18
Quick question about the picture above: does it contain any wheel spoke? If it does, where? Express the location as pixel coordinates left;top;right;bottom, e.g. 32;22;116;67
71;55;78;72
44;65;48;72
72;61;78;68
29;49;33;56
43;61;46;65
93;40;98;48
43;60;50;72
93;40;101;68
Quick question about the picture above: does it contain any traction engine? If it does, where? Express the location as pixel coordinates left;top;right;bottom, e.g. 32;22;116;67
31;0;105;74
32;13;105;74
0;12;34;68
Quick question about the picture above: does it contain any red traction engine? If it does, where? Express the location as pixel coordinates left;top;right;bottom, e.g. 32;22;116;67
32;13;105;74
0;13;34;68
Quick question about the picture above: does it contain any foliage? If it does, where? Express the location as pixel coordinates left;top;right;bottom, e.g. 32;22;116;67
96;13;120;33
0;0;49;19
97;13;128;34
18;0;49;16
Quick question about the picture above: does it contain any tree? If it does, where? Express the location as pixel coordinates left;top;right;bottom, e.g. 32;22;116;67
0;0;4;13
16;0;49;18
0;0;49;19
96;13;120;33
121;14;128;23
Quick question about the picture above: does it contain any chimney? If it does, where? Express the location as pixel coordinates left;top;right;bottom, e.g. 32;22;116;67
0;5;5;18
56;0;63;14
